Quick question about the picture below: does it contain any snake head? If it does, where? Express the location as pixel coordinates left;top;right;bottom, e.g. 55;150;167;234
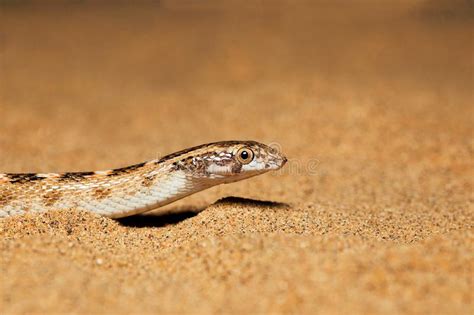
200;141;287;180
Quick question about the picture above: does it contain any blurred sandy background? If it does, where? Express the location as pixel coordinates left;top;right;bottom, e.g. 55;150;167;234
0;1;473;314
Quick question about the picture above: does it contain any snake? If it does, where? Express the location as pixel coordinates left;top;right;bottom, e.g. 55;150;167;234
0;141;287;218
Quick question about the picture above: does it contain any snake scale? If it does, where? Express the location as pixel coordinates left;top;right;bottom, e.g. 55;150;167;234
0;141;287;218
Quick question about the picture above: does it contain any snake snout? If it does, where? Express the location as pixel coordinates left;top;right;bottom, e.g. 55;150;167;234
276;155;287;169
267;152;287;170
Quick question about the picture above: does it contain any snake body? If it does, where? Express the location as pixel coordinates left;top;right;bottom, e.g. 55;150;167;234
0;141;286;218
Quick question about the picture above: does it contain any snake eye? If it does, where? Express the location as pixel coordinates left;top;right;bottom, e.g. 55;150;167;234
236;148;254;164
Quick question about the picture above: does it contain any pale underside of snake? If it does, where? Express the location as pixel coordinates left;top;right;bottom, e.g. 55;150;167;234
0;141;287;218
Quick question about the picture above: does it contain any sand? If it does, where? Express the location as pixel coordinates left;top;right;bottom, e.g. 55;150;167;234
0;1;473;314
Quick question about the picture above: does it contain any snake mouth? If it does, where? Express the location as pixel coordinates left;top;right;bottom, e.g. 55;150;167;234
266;155;287;170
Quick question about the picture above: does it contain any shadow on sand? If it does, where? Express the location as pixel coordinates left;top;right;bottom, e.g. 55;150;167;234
117;211;199;228
117;196;288;228
215;196;289;208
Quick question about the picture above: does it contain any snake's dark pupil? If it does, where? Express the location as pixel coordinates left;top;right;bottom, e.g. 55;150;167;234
240;151;248;160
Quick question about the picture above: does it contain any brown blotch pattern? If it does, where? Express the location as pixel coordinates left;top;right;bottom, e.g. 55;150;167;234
59;172;95;182
92;188;112;199
42;190;63;207
231;163;242;173
6;173;45;184
142;174;156;187
107;162;147;177
0;190;15;206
